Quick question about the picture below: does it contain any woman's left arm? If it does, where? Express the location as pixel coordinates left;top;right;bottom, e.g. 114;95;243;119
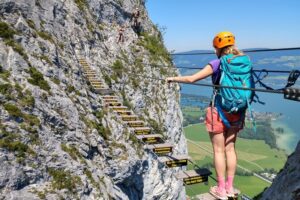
166;64;213;83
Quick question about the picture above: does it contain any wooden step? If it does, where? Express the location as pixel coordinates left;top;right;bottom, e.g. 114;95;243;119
132;127;151;135
91;84;104;87
145;143;173;155
86;74;98;77
94;88;113;95
175;168;212;185
136;134;163;144
196;193;216;200
84;71;96;74
102;95;118;100
91;84;104;88
206;188;243;200
108;106;128;111
126;121;144;128
88;78;101;81
91;83;104;88
84;70;96;73
89;80;103;83
92;86;106;90
114;110;133;115
104;101;122;107
103;99;119;103
88;77;102;82
158;155;190;168
121;115;138;121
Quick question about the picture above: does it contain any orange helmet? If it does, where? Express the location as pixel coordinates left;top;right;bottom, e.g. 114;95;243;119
213;31;235;49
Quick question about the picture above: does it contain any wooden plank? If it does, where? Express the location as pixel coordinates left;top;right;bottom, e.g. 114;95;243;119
121;115;138;121
104;102;122;107
89;81;103;84
175;168;212;185
132;127;151;135
88;78;101;81
108;106;128;111
103;99;119;103
114;110;133;115
95;89;113;95
158;155;190;167
145;143;173;155
196;193;216;200
126;121;145;128
102;95;118;98
136;134;163;144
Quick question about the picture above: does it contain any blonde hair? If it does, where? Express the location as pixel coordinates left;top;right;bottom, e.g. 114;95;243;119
222;45;244;56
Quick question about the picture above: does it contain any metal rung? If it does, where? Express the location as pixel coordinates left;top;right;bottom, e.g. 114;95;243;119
158;155;190;168
145;143;173;155
175;168;212;185
136;134;163;144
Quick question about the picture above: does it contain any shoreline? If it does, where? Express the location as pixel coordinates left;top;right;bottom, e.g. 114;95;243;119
271;119;296;154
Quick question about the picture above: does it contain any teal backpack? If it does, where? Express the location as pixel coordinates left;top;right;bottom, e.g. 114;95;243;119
213;54;255;130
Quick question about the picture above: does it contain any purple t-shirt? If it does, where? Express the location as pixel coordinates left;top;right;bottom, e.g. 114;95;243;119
209;59;221;84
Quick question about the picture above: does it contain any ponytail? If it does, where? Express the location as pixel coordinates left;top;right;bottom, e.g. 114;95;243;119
222;45;244;56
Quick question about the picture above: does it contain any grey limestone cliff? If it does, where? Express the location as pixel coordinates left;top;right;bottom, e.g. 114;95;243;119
0;0;187;199
259;141;300;200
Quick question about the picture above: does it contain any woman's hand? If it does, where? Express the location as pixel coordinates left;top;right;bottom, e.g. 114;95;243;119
166;77;175;83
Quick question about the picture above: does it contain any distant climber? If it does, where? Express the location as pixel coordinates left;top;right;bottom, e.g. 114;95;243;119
117;25;125;43
131;7;141;34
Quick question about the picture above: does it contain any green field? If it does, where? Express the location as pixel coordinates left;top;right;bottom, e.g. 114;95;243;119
184;123;287;198
182;106;205;117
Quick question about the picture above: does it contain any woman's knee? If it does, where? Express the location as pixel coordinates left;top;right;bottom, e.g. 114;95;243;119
225;143;235;154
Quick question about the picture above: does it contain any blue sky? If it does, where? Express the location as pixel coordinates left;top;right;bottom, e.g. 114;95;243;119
146;0;300;52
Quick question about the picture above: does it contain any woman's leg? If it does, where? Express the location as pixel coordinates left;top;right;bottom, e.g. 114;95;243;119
225;130;238;191
209;132;226;184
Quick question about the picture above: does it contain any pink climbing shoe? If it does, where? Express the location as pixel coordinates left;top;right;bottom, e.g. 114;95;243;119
225;186;235;197
209;186;228;200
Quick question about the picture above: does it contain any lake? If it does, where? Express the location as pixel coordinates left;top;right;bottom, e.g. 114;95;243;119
175;49;300;154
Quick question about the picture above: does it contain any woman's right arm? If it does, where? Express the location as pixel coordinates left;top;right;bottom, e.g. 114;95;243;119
166;64;213;83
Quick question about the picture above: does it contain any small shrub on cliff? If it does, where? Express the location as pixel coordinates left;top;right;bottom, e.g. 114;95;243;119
0;131;34;159
4;103;23;118
48;168;82;193
0;21;15;39
37;31;54;43
61;144;82;161
111;60;124;79
27;67;51;91
138;32;171;63
26;19;36;29
5;39;28;60
74;0;87;11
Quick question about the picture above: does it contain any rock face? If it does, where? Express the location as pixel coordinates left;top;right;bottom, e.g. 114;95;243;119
260;141;300;200
0;0;187;199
